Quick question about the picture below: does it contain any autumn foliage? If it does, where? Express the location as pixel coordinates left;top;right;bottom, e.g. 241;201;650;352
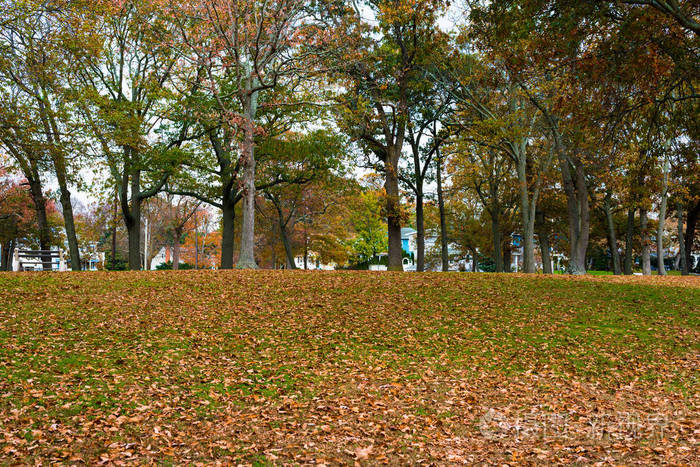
1;271;698;463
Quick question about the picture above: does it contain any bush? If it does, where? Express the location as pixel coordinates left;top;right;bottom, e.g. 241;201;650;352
156;261;195;270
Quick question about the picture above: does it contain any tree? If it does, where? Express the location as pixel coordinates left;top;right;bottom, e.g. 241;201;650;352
321;0;447;270
70;0;191;270
0;0;87;268
349;189;389;265
169;0;313;269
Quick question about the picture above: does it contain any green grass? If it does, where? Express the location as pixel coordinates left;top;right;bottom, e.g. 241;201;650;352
0;271;698;464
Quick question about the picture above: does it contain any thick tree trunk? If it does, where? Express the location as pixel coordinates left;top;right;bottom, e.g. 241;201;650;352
552;126;589;275
236;90;259;269
415;191;425;272
126;215;141;271
26;175;52;268
471;247;478;272
570;162;590;274
279;227;295;270
276;203;297;270
684;200;699;272
603;195;622;275
126;169;143;271
491;215;504;272
220;194;235;269
516;152;536;273
436;154;449;272
385;146;403;271
536;210;552;274
678;205;688;275
640;208;651;275
1;239;15;271
57;183;81;271
624;208;635;275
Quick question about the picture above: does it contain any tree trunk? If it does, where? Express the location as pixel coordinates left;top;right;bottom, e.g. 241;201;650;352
536;210;552;274
26;174;52;268
1;239;15;271
491;214;503;273
624;208;635;275
516;151;536;273
640;208;651;275
111;190;118;269
436;153;449;272
126;216;141;271
220;194;236;269
303;233;309;270
552;127;589;275
385;146;403;271
57;181;81;271
503;245;512;273
123;166;142;271
173;226;182;270
276;203;297;270
471;247;478;272
236;90;259;269
678;204;688;275
603;195;622;275
657;165;668;275
415;191;425;272
684;200;699;272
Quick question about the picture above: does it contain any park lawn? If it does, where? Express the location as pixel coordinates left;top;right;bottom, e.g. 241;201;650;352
0;271;698;464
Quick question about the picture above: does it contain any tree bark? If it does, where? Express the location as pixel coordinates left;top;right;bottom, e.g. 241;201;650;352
684;199;700;272
111;190;118;269
436;153;449;272
471;247;478;272
535;210;552;274
624;208;635;275
515;147;537;273
275;201;297;270
678;204;688;275
220;194;236;269
503;245;512;273
415;191;425;272
26;173;52;268
603;195;622;275
640;208;651;275
172;226;182;270
550;126;589;274
122;164;142;271
236;90;259;269
491;215;504;273
1;239;15;271
56;180;81;271
385;146;403;271
657;163;669;275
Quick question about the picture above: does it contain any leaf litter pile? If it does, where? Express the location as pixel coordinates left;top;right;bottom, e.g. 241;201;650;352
0;271;698;464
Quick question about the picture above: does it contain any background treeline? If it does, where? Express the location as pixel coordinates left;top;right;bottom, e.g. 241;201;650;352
0;0;698;274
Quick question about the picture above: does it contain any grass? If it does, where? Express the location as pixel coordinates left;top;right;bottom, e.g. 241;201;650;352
0;271;698;464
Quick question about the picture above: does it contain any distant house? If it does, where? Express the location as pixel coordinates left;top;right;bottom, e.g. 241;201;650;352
403;229;468;271
293;252;336;270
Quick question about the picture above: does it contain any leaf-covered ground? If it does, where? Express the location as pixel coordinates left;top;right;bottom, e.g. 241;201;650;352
1;271;698;464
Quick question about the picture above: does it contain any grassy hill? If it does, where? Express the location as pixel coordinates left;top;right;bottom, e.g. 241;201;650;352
0;271;698;464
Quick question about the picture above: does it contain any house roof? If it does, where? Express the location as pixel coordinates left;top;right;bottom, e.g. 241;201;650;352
401;228;416;239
